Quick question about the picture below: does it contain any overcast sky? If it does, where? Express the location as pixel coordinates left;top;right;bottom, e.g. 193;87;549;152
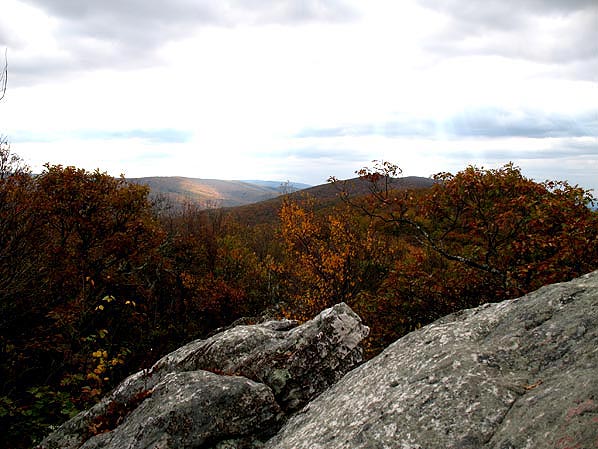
0;0;596;191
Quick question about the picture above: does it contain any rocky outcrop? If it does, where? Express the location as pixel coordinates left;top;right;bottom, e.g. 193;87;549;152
265;271;598;449
37;303;369;449
39;272;598;449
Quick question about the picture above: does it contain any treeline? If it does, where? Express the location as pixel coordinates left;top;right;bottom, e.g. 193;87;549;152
1;143;597;448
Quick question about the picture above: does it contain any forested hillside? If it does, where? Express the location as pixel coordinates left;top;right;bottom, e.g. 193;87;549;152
128;176;303;208
1;144;597;448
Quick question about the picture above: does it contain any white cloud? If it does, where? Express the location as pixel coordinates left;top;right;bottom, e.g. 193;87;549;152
0;0;596;193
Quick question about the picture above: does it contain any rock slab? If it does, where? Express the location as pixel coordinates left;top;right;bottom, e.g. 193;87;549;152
265;271;598;449
37;302;369;449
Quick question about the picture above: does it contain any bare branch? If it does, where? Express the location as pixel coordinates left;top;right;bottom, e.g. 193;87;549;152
0;48;6;102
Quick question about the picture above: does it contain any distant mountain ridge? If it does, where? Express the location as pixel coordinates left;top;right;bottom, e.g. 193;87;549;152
128;177;310;208
128;175;435;213
298;175;436;202
226;175;436;226
242;180;312;191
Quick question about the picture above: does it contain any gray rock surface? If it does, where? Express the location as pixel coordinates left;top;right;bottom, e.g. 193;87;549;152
265;271;598;449
80;371;280;449
37;302;369;449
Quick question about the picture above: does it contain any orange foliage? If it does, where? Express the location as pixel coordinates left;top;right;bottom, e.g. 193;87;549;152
278;195;396;321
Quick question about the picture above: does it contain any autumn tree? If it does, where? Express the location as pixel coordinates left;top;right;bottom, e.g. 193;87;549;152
0;164;168;448
278;194;395;320
158;200;285;334
36;165;163;282
0;146;46;405
340;161;598;353
32;165;168;391
0;142;47;358
352;162;598;293
0;140;40;300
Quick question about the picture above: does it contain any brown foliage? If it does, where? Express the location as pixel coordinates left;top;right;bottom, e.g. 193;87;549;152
0;162;168;447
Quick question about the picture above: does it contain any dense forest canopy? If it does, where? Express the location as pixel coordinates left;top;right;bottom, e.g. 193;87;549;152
1;144;597;448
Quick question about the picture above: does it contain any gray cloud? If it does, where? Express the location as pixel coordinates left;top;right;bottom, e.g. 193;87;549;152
445;142;598;163
11;128;192;144
418;0;598;68
555;58;598;83
227;0;358;24
420;0;597;21
276;146;369;162
446;109;597;139
78;128;192;143
296;109;597;140
296;121;435;139
443;139;598;191
0;28;15;48
419;0;597;28
20;0;356;25
6;0;357;85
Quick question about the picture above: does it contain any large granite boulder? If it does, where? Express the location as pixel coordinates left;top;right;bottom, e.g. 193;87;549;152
265;271;598;449
37;302;369;449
